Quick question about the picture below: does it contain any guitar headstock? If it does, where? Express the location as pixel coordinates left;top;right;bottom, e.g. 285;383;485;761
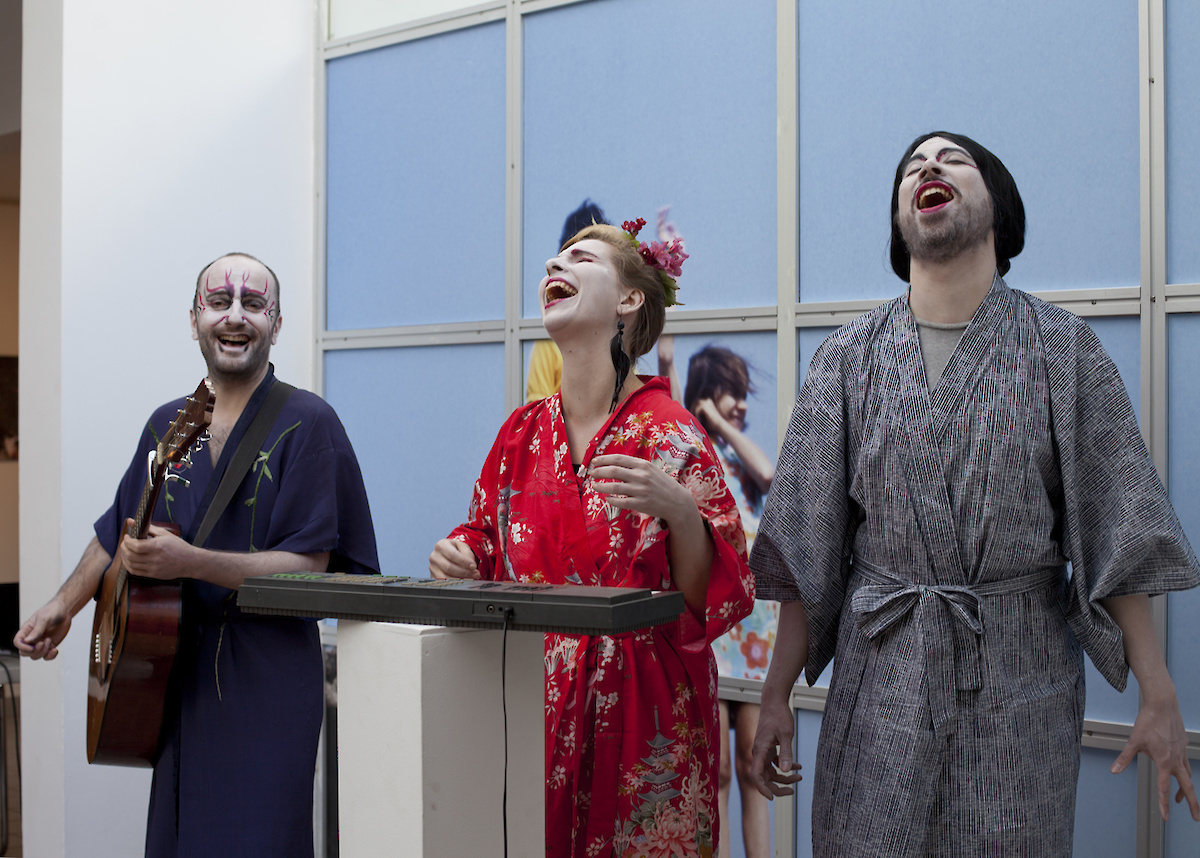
158;378;215;467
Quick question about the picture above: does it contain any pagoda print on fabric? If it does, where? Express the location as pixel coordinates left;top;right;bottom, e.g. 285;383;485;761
614;705;716;858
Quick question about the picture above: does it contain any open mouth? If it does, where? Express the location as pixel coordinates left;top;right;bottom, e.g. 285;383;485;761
217;334;250;349
543;279;578;307
917;182;954;212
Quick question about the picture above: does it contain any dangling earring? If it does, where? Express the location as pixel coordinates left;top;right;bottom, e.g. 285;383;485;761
609;318;631;413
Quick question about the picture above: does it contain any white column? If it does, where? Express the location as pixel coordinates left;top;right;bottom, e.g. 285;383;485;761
337;622;544;857
20;2;317;854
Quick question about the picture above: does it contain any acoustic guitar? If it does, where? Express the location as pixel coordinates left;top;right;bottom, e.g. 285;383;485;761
86;379;215;766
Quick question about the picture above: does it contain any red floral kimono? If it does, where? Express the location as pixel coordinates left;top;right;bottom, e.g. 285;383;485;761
449;377;754;858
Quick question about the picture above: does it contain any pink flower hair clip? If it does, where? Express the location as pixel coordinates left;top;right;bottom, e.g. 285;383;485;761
622;217;687;307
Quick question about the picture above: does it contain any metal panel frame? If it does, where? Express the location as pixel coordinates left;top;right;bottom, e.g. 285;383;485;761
1141;0;1165;851
314;1;1196;855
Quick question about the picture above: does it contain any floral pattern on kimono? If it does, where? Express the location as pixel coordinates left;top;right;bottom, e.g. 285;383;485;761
449;377;754;858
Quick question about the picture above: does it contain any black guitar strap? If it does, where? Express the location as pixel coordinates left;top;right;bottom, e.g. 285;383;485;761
191;380;296;549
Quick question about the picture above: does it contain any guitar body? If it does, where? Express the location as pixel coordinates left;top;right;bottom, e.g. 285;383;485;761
86;543;182;767
85;378;214;767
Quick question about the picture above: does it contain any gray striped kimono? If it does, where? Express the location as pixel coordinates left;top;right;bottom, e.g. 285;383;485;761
752;275;1200;856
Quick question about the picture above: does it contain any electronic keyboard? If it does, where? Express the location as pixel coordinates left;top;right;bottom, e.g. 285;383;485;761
237;572;686;635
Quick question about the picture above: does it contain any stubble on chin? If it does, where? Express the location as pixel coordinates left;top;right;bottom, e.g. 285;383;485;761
897;200;993;266
198;337;271;385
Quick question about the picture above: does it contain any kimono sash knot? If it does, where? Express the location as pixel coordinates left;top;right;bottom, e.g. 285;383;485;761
850;559;1065;737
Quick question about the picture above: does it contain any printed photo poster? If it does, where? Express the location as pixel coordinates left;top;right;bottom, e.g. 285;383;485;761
659;331;778;682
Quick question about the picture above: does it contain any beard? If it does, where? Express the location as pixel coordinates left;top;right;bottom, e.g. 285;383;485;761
196;329;272;384
897;192;994;266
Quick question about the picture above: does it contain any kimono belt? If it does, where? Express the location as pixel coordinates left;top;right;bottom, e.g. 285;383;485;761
849;558;1065;737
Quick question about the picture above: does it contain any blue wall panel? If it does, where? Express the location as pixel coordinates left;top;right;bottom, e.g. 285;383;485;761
523;0;776;316
1161;796;1200;858
1167;314;1200;732
323;343;506;576
1073;746;1138;856
1166;798;1200;858
326;23;507;329
1165;0;1200;284
797;0;1140;302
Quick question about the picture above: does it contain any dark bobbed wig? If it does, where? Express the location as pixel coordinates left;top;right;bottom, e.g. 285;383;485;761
560;199;609;249
562;224;665;361
683;346;753;414
889;131;1025;281
194;251;282;315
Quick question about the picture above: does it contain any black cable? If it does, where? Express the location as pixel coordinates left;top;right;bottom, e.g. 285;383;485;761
500;607;513;858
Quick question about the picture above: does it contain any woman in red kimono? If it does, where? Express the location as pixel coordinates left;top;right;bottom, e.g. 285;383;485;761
431;219;754;858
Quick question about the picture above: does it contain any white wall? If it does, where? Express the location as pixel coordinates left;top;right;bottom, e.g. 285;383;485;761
21;2;317;854
328;0;480;38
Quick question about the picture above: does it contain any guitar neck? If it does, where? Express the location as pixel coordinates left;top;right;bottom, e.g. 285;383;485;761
116;379;213;573
130;459;165;541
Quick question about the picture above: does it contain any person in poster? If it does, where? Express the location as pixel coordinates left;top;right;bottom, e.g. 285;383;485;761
659;337;777;858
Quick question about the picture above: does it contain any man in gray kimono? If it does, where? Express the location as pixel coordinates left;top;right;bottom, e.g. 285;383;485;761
749;131;1200;856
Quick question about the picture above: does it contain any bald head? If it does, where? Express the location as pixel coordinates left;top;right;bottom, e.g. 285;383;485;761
194;252;281;317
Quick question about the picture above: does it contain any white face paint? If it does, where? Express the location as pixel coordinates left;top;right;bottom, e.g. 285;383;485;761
539;238;634;335
190;256;281;384
896;136;994;266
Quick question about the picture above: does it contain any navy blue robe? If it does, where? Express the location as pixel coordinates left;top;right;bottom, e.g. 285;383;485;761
95;366;379;858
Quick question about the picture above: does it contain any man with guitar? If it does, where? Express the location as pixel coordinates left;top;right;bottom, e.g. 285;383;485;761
15;252;379;857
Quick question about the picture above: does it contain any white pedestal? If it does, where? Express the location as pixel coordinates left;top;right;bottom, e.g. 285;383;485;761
337;622;544;858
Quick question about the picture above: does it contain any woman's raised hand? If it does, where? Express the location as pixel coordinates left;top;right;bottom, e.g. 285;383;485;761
589;453;695;524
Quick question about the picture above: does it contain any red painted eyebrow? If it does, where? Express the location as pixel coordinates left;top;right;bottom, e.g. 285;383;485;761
905;147;975;169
